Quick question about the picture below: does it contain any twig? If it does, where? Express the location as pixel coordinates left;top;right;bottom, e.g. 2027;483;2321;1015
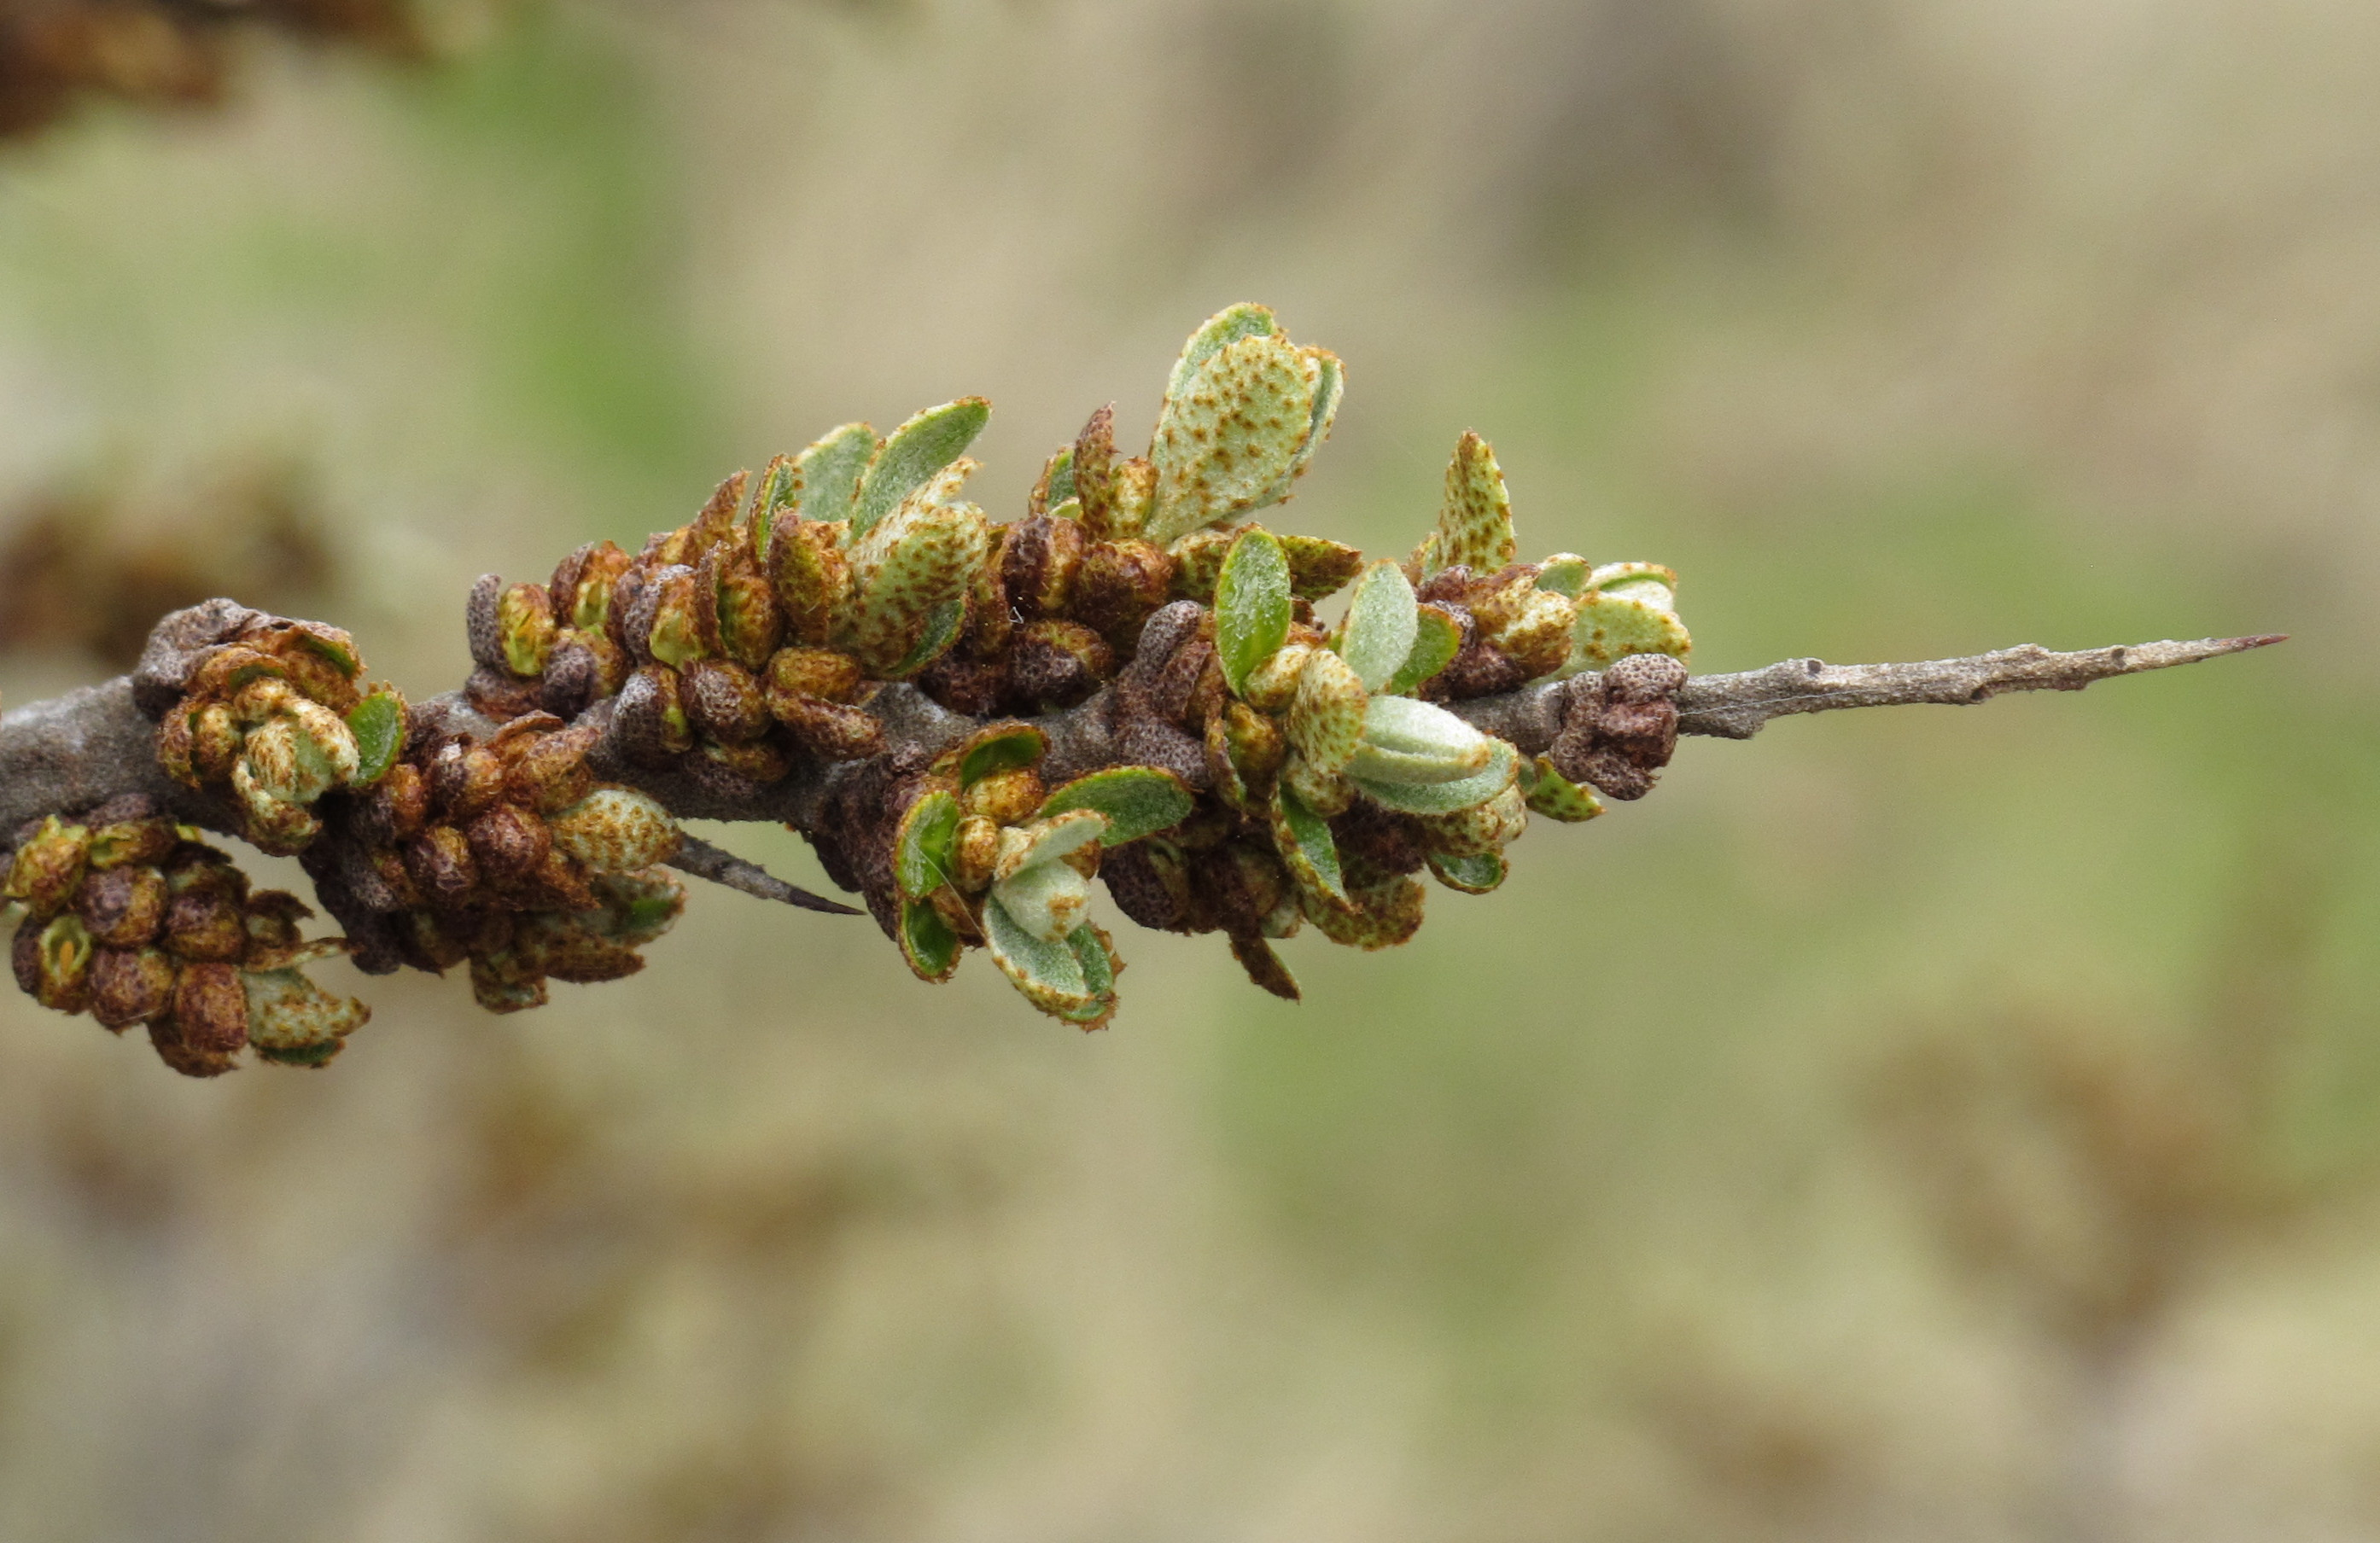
667;836;860;916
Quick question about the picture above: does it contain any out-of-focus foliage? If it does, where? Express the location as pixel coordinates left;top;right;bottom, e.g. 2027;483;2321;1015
0;1;2371;1539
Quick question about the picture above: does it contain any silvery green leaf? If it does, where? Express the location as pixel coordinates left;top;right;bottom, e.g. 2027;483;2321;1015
1254;349;1341;507
1385;603;1463;696
992;859;1092;944
899;897;963;982
1035;445;1076;512
1535;553;1590;597
984;896;1088;999
1165;302;1277;400
852;398;991;538
992;809;1108;882
895;789;961;899
1348;738;1518;814
1269;783;1346;905
1427;851;1508;894
1279;533;1363;601
1147;335;1324;544
1214;527;1292;697
1345;696;1494;784
1414;431;1516;578
791;422;878;522
951;722;1047;786
1337;561;1417;692
1571;562;1689;669
1036;766;1194;845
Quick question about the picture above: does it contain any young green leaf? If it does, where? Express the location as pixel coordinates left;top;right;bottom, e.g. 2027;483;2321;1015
1337;561;1418;692
1148;335;1326;544
792;422;878;521
1426;851;1508;894
984;899;1102;1022
852;398;991;538
895;789;961;900
954;722;1047;787
1270;783;1347;905
344;690;405;787
899;898;963;982
1348;738;1518;814
1164;303;1277;400
1385;603;1463;696
1035;766;1194;845
1414;431;1515;578
1345;695;1494;784
1215;527;1292;696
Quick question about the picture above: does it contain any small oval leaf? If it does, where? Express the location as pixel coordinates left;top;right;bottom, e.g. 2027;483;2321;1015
1426;851;1508;894
1270;783;1346;905
1036;766;1194;845
1385;604;1463;696
899;897;963;982
954;722;1048;787
895;789;961;900
1215;527;1292;697
1347;739;1518;814
344;689;406;787
1337;561;1418;692
852;398;991;538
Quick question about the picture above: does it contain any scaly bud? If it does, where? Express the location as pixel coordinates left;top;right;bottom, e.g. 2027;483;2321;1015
499;583;557;677
1001;513;1087;617
613;665;696;766
964;767;1046;828
547;789;681;874
14;912;93;1012
844;463;993;676
4;817;89;919
170;961;250;1060
708;552;784;670
89;946;176;1029
1010;620;1113;711
74;865;166;948
1071;539;1175;650
244;966;369;1066
1286;647;1368;774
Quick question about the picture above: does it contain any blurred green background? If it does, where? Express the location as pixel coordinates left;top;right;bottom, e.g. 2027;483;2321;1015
0;1;2373;1538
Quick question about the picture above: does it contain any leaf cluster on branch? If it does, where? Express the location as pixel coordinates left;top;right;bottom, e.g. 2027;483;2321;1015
0;304;2278;1075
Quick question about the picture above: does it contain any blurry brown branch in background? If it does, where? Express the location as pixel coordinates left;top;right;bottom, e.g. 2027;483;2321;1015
0;458;335;667
0;0;423;141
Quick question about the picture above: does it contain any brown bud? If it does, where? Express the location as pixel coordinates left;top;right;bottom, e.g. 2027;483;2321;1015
770;517;852;647
773;696;884;761
964;767;1045;827
918;654;1010;718
1100;841;1191;931
15;913;91;1011
90;946;177;1029
1072;404;1119;538
952;813;1001;893
466;667;546;722
86;815;177;871
1549;653;1685;801
766;646;864;705
466;803;553;887
430;742;508;820
514;911;644;985
679;658;770;745
1072;539;1176;649
370;762;432;842
642;563;708;667
540;633;609;719
401;911;471;972
466;574;507;673
1010;620;1114;711
1001;515;1087;618
520;848;600;914
148;1017;237;1079
160;870;249;963
705;549;784;670
169;962;248;1057
504;725;598;814
241;890;313;957
75;865;167;948
275;644;362;715
551;539;633;631
612;665;696;766
405;825;481;909
702;738;791;783
191;703;242;782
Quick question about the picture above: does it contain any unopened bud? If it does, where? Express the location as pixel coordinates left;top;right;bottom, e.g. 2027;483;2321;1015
1286;648;1367;774
964;767;1046;827
952;813;1001;893
770;518;853;648
1239;642;1312;713
4;817;89;919
548;789;680;874
1010;620;1114;710
709;554;784;669
643;565;709;669
613;665;697;766
429;741;508;820
1070;539;1175;649
74;865;166;948
404;825;481;909
1000;514;1087;617
497;583;557;678
244;967;369;1065
13;912;92;1012
171;961;249;1057
89;946;176;1029
679;658;770;745
773;695;884;762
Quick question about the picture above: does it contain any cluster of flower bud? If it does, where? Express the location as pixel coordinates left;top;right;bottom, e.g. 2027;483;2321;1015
2;796;368;1076
318;709;688;1014
152;613;403;853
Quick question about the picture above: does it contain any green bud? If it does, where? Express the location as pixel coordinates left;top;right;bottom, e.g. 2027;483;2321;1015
499;582;557;677
548;789;682;874
645;566;710;669
1269;783;1346;908
1240;641;1314;713
1280;750;1354;818
4;817;89;919
1534;553;1590;597
1280;533;1365;603
1105;457;1156;541
992;811;1107;884
15;912;93;1012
